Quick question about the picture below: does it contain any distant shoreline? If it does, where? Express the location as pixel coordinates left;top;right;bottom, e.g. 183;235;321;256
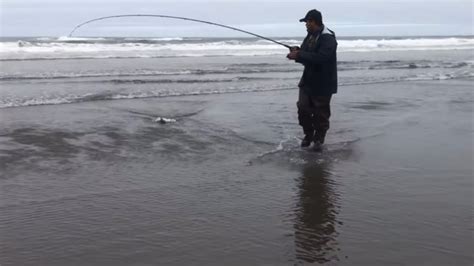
1;35;473;40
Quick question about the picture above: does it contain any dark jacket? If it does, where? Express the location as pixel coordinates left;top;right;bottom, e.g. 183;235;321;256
296;25;338;96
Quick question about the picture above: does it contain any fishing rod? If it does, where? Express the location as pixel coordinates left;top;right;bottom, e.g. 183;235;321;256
68;14;292;49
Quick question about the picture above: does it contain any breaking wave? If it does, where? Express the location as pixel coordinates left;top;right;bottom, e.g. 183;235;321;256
1;37;473;61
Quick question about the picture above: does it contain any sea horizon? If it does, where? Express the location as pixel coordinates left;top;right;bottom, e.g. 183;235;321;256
1;34;474;40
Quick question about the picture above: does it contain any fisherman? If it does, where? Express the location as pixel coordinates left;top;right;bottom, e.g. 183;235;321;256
287;9;338;151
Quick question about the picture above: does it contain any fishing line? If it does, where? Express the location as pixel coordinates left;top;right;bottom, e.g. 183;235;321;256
68;14;291;49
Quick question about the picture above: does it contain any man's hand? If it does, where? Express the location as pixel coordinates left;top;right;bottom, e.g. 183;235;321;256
287;50;299;60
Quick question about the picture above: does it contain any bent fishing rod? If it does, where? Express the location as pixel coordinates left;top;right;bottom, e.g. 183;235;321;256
68;14;292;49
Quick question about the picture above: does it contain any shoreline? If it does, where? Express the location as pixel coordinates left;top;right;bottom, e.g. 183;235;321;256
1;77;472;110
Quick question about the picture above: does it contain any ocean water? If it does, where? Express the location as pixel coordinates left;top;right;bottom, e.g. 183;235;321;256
1;36;473;109
0;36;473;265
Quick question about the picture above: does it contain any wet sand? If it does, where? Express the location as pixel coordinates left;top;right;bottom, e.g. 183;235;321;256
0;78;473;265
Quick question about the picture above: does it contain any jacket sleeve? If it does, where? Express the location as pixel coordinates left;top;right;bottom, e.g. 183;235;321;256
296;35;337;65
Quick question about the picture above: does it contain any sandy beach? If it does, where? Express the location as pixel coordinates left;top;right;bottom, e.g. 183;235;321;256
1;74;472;265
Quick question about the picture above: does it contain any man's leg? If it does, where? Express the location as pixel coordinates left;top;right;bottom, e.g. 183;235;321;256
311;95;332;144
297;89;314;147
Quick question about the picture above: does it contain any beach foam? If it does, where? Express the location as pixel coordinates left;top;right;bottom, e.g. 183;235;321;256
1;37;472;61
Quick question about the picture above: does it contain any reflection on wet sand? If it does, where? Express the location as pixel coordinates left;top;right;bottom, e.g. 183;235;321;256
294;162;340;264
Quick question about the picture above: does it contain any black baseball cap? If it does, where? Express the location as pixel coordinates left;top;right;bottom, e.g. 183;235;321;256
299;9;323;24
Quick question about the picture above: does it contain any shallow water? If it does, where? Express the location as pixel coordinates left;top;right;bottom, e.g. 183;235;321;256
0;47;473;265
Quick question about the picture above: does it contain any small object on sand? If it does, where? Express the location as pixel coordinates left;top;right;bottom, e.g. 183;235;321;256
155;117;177;124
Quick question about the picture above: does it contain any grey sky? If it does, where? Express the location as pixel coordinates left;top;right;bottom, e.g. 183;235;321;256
0;0;472;37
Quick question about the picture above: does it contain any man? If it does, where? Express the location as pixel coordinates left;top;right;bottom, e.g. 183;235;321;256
287;9;338;151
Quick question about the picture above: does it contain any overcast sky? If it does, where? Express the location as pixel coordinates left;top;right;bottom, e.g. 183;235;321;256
0;0;472;37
